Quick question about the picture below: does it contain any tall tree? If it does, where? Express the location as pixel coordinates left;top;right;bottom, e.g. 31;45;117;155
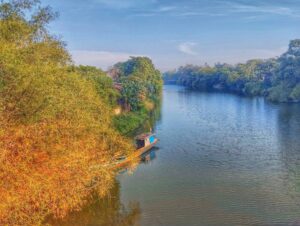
0;1;132;225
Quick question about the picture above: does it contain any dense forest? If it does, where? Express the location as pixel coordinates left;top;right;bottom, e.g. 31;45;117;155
164;40;300;103
0;1;162;225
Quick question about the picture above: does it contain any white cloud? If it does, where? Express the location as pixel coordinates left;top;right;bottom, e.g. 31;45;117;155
130;12;156;17
70;46;287;72
93;0;300;19
129;5;177;17
71;50;144;70
229;3;300;18
93;0;157;9
178;42;198;55
158;6;177;12
179;12;225;17
93;0;136;9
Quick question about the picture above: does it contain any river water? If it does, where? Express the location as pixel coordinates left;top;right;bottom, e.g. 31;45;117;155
57;85;300;226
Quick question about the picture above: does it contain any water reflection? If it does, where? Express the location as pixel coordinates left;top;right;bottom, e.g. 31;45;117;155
118;148;159;175
276;103;300;148
51;180;141;226
141;148;158;164
52;86;300;226
118;86;300;226
276;104;300;203
51;149;159;226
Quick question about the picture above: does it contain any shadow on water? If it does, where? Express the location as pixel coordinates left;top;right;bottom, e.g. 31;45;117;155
118;148;159;175
49;180;141;226
276;103;300;149
276;104;300;201
141;148;158;164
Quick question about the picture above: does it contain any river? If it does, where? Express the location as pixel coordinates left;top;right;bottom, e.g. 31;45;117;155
57;85;300;226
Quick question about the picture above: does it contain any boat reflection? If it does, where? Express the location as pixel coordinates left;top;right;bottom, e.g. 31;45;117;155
141;147;159;164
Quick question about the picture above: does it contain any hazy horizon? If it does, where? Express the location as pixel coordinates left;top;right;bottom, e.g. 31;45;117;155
43;0;300;71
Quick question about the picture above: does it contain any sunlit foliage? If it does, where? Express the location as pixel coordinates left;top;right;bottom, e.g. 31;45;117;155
0;1;132;225
72;65;120;107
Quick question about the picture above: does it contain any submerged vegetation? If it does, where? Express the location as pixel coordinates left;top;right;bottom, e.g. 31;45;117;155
164;40;300;103
0;1;161;225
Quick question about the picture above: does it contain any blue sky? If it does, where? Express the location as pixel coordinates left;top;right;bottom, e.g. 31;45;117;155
42;0;300;71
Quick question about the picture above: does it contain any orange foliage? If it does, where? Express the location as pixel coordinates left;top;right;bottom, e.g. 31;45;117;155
0;1;134;225
0;118;132;226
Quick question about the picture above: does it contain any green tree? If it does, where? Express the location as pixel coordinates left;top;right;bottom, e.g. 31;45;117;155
111;57;163;134
290;84;300;102
112;57;162;111
73;65;120;106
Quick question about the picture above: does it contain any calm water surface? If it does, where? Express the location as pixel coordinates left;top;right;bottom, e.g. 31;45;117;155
58;85;300;226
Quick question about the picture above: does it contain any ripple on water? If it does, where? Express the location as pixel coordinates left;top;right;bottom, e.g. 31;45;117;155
54;85;300;226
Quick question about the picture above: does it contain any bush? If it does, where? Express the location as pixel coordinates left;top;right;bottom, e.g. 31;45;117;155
290;84;300;102
267;84;292;102
113;108;148;135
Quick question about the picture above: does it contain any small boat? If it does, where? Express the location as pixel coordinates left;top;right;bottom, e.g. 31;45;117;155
114;133;158;169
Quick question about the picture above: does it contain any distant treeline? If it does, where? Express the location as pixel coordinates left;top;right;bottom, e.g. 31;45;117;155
164;40;300;103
